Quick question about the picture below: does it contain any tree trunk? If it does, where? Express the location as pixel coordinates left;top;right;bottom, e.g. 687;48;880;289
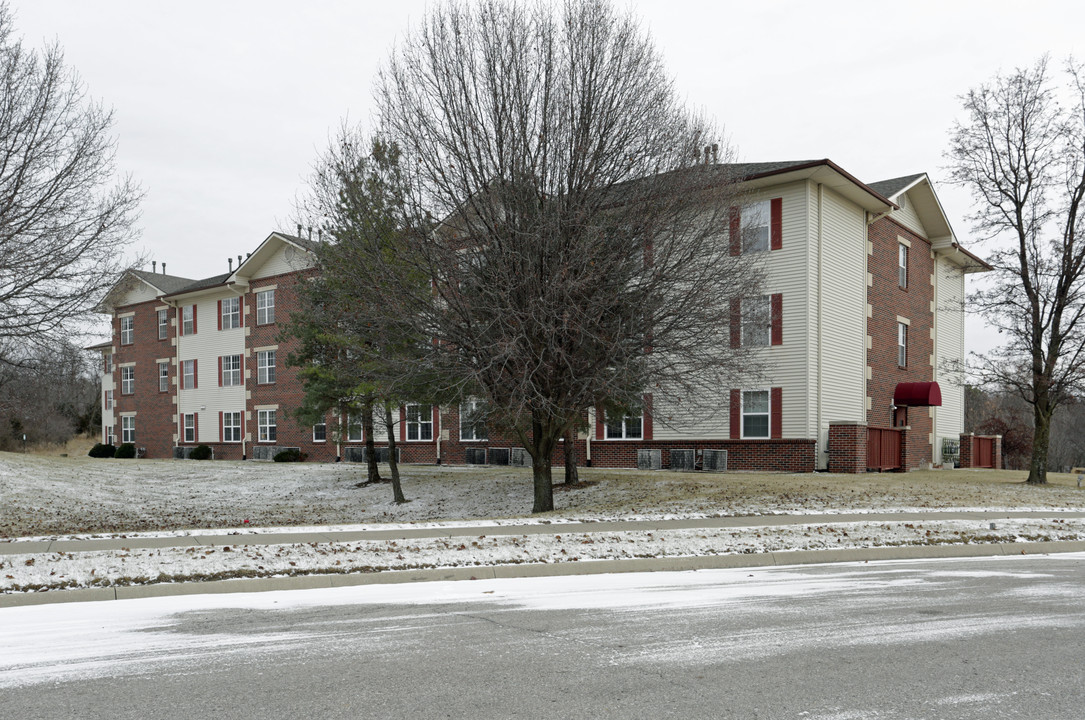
563;426;578;485
383;402;406;503
363;397;382;483
1026;403;1051;485
530;409;555;513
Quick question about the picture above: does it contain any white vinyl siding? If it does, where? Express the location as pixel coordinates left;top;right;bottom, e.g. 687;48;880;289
888;190;928;238
175;294;247;441
934;256;966;462
250;243;313;279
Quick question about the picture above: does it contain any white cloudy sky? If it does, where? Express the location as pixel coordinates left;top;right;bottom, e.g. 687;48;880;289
10;0;1085;352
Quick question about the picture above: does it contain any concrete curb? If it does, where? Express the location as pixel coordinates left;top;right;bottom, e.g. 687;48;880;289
3;539;1084;609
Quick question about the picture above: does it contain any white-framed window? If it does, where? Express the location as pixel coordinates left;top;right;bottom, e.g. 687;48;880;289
347;413;363;442
405;403;433;441
257;350;276;384
121;415;135;443
182;305;195;335
120;366;134;395
256;289;275;325
157;309;169;340
459;399;488;441
158;361;169;392
104;354;113;373
120;316;134;345
898;322;908;368
898;243;909;289
104;389;113;410
221;296;241;329
743;200;770;253
223;411;242;443
741;295;771;348
313;421;326;442
183;413;196;443
221;354;241;386
105;426;114;445
258;409;276;443
741;390;770;439
182;359;196;389
605;410;643;440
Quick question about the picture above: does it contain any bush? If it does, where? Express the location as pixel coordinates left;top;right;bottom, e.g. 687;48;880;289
114;443;136;459
190;444;213;460
273;448;306;462
88;443;116;458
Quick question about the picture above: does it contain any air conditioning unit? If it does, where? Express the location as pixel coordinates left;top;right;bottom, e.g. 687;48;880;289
465;447;487;465
669;449;695;471
703;449;728;472
510;448;529;466
345;446;401;463
637;449;661;471
488;448;511;466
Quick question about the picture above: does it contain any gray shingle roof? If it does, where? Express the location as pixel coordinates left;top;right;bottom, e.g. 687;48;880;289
167;272;233;296
868;173;926;199
129;269;197;295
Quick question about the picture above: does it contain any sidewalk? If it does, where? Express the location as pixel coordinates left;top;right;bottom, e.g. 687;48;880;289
3;510;1085;608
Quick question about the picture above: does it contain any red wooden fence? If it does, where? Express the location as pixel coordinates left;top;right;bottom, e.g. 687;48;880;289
974;437;994;468
867;427;902;471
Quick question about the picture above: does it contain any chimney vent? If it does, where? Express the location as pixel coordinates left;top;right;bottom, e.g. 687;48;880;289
237;254;242;268
228;258;233;271
711;143;719;163
296;223;302;237
152;260;157;273
162;263;167;274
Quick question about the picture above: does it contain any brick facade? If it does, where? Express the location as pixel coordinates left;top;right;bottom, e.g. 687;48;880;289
867;217;935;470
110;299;176;458
828;423;867;473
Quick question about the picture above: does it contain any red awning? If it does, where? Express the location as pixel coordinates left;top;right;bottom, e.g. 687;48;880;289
893;382;942;407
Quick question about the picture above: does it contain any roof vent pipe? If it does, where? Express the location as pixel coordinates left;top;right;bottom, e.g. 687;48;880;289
162;263;166;274
703;145;710;165
152;260;157;273
711;143;719;163
228;258;233;271
237;254;242;267
307;225;313;241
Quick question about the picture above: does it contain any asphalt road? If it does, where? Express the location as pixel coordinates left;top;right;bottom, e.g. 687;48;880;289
3;555;1084;719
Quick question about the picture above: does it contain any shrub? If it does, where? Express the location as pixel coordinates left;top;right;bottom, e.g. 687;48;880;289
273;448;306;462
88;443;116;458
190;444;213;460
114;443;136;459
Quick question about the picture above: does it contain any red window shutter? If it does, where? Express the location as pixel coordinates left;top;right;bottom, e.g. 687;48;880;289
399;406;406;442
771;387;782;439
730;298;742;348
193;359;198;389
595;405;605;440
643;394;653;440
771;293;783;346
218;356;223;387
194;412;199;443
729;389;740;439
432;405;440;440
728;206;741;256
770;197;783;250
192;306;197;335
219;411;223;442
217;300;222;331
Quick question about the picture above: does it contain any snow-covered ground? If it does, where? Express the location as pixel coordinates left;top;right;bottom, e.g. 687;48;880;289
3;453;1085;594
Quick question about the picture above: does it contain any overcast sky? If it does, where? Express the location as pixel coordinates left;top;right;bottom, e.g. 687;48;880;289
10;0;1085;352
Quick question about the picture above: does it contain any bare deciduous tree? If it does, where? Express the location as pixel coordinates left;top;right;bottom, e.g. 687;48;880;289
0;3;141;365
947;56;1085;484
355;0;765;513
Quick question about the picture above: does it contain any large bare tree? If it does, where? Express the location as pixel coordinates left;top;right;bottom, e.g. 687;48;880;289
344;0;761;512
0;3;141;365
947;57;1085;484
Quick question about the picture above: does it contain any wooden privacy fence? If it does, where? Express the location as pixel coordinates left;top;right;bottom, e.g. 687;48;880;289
867;427;902;471
974;436;995;468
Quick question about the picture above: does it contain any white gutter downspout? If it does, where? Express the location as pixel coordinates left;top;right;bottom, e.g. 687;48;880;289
817;183;825;468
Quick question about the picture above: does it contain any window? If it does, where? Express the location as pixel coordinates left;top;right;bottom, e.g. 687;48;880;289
120;316;134;345
741;390;770;439
256;289;275;325
605;410;643;440
313;421;326;442
223;412;242;443
741;296;771;347
898;243;908;289
258;409;276;442
182;359;196;389
257;350;276;384
121;416;135;443
898;322;908;367
405;404;433;441
221;297;241;330
743;200;770;253
158;361;169;392
183;414;196;443
158;309;169;340
221;354;242;386
105;426;114;445
460;399;488;441
104;390;113;410
347;413;363;442
121;366;134;395
104;354;113;373
182;305;195;335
